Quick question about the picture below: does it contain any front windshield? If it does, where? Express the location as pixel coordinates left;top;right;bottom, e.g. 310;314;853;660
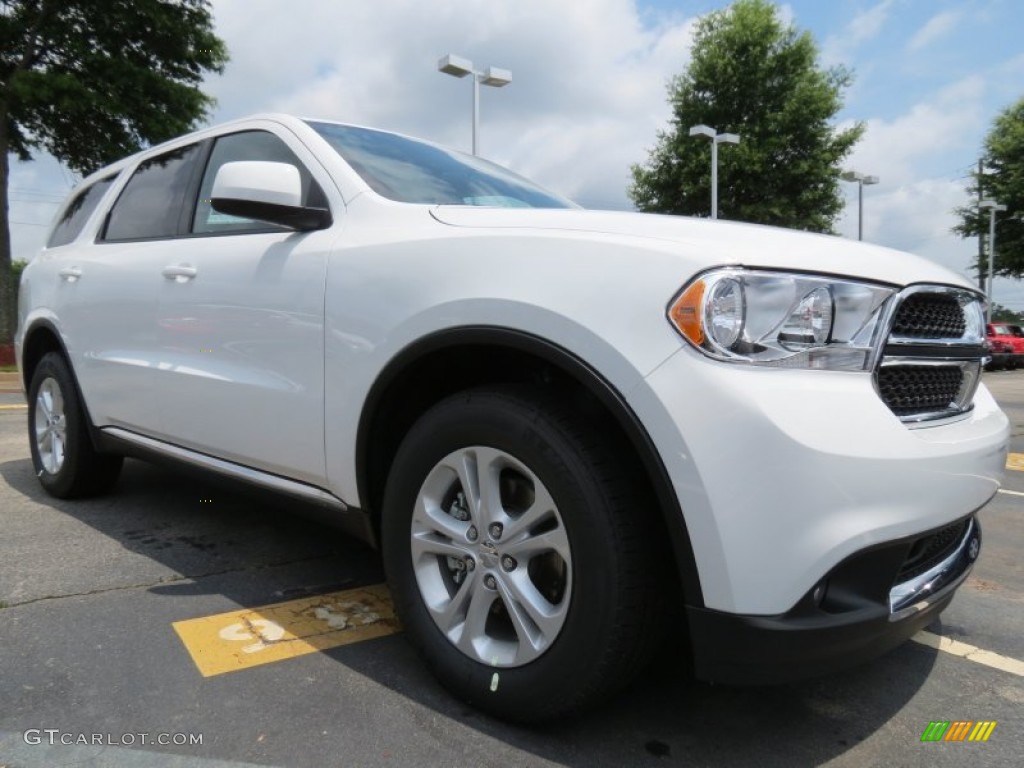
306;120;575;209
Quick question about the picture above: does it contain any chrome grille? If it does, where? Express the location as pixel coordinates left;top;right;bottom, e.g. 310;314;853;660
890;293;965;338
877;365;964;416
875;286;985;425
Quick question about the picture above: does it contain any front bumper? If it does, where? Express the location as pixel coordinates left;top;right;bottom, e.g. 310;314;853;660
634;348;1007;615
688;514;981;684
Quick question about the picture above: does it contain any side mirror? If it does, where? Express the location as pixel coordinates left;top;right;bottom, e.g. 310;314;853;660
211;161;331;231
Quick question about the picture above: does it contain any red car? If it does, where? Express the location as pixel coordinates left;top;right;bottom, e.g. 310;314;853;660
986;323;1024;368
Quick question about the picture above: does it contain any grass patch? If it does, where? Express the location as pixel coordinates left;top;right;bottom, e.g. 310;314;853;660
0;366;17;373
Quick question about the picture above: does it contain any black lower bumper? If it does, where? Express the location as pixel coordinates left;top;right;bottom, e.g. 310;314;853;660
688;515;981;685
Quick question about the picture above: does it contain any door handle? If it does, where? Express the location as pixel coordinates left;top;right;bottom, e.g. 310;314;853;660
59;266;83;282
162;264;197;282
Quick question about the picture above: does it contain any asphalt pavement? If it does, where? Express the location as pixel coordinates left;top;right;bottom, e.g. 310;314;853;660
0;375;1022;767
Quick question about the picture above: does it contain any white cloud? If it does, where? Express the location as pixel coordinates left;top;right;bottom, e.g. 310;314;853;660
835;76;989;284
822;0;898;64
907;9;961;52
841;75;986;186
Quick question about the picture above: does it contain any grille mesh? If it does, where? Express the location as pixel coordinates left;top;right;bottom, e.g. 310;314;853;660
877;365;963;416
890;293;966;338
896;519;969;582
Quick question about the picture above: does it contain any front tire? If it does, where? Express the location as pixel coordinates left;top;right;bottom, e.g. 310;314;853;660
382;386;665;722
28;352;123;498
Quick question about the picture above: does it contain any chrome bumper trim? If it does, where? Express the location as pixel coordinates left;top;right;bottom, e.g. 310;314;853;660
889;517;980;620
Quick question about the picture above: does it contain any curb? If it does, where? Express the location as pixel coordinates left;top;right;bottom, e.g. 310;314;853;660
0;372;23;394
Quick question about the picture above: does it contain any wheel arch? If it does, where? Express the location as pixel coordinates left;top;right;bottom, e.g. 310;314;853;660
20;319;69;393
21;319;107;453
356;326;705;607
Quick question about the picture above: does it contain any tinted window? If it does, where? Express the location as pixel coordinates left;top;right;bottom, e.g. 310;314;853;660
104;144;203;241
306;121;573;209
192;131;327;235
47;176;116;247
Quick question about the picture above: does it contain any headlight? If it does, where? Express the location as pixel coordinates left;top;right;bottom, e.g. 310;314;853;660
668;268;896;371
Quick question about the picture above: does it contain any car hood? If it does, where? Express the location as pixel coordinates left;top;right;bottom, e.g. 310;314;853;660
431;206;975;291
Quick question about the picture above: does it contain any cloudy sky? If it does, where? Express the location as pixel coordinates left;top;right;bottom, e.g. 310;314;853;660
9;0;1024;304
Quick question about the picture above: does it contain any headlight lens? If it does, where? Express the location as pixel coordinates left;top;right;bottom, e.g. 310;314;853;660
668;269;896;370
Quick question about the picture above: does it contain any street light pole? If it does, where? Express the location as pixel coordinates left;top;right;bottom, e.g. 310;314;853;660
438;54;512;156
688;124;740;219
840;170;880;240
980;199;1008;321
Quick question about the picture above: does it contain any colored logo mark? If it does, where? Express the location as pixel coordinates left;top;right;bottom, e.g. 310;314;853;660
921;721;997;742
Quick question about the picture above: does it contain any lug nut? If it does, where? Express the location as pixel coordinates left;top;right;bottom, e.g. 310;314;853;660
483;574;497;590
466;525;478;542
501;555;517;572
488;523;503;540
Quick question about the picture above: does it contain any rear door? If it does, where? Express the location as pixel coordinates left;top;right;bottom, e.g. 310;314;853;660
60;142;205;434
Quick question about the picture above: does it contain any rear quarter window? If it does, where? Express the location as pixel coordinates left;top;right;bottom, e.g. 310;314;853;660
47;175;116;248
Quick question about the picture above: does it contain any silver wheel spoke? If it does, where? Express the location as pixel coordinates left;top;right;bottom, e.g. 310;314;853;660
38;391;53;421
496;571;563;652
502;482;557;540
435;569;477;636
449;450;483;525
503;527;570;561
51;432;65;470
456;581;495;655
414;501;469;543
410;530;471;561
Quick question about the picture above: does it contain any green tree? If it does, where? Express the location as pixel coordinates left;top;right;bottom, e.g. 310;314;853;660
955;97;1024;281
0;0;228;347
990;302;1024;324
629;0;863;232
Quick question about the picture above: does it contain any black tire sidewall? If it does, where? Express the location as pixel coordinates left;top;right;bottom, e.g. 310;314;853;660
382;389;633;720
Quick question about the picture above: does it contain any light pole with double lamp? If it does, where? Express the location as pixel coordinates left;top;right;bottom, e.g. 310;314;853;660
688;124;740;220
437;54;511;156
979;199;1008;321
840;170;880;241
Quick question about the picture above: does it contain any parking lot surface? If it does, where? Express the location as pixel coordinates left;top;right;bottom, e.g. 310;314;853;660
1;375;1022;767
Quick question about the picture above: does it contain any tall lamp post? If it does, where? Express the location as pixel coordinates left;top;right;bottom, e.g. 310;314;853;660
980;199;1008;321
437;54;511;156
688;124;740;220
840;170;880;241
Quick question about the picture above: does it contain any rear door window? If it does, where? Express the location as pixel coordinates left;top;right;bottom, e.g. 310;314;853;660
103;143;204;241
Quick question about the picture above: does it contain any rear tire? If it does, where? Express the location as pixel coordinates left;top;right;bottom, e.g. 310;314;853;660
28;352;123;498
382;386;665;722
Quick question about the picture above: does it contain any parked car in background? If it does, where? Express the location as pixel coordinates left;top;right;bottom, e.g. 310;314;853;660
984;338;1015;370
15;114;1008;722
987;323;1024;368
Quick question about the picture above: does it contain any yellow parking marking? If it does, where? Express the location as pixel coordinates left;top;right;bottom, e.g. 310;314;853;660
172;584;399;677
912;631;1024;678
0;404;27;410
1005;453;1024;471
998;489;1024;497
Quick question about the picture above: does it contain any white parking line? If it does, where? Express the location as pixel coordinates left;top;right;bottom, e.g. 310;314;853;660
913;630;1024;677
997;488;1024;497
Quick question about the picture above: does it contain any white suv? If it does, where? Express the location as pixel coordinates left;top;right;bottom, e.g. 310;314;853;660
15;114;1007;721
